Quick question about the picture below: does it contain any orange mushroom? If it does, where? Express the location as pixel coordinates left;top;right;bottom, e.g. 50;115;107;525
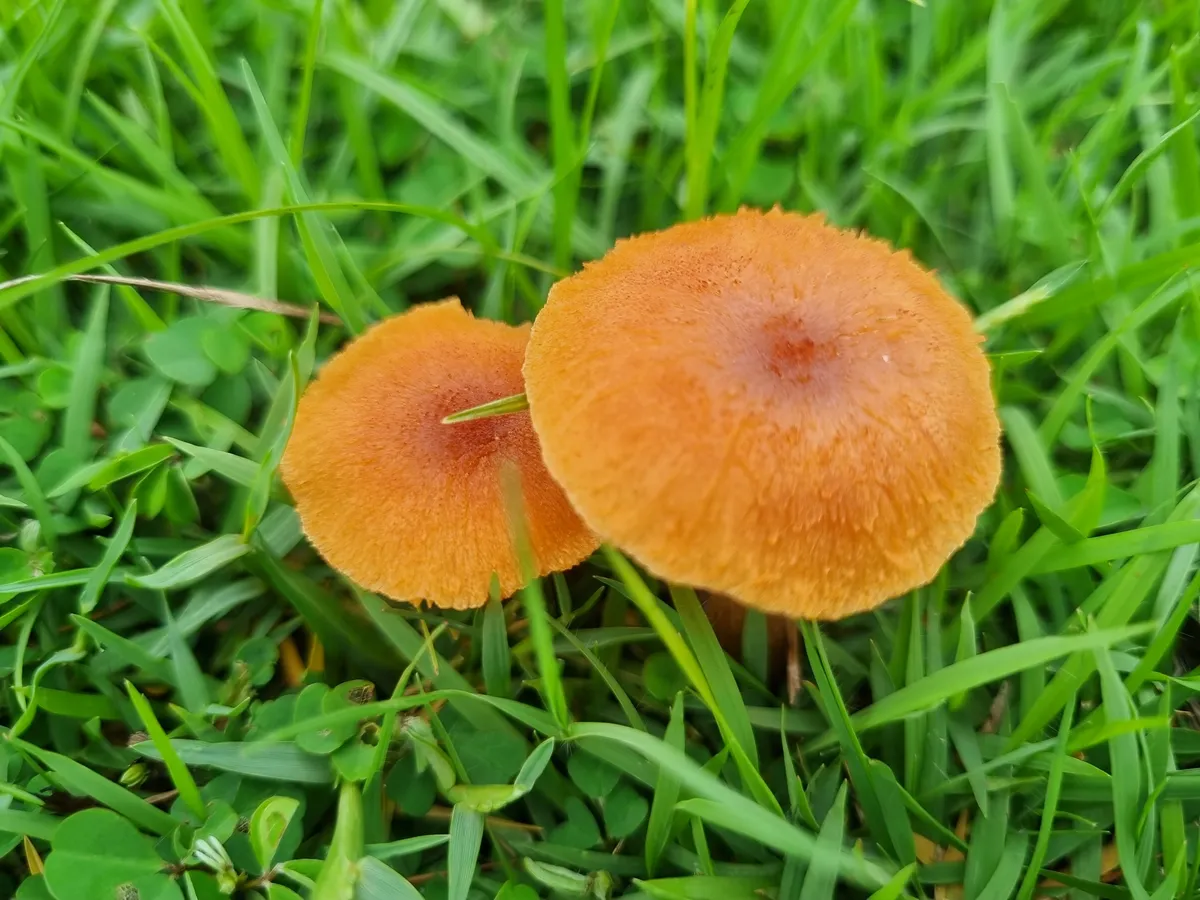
523;209;1001;620
281;299;597;609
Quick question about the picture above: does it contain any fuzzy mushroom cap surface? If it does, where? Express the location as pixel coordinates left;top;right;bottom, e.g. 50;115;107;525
523;209;1001;619
281;299;597;609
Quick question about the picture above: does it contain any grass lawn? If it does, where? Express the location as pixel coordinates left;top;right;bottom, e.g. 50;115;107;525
2;1;1200;898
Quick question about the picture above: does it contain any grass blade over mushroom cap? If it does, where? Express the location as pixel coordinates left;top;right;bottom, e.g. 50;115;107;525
281;298;597;609
523;209;1002;620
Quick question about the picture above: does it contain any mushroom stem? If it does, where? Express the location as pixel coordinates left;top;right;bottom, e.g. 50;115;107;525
700;591;791;685
441;392;530;424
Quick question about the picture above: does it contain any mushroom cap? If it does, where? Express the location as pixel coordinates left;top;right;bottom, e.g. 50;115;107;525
523;209;1001;619
281;298;597;609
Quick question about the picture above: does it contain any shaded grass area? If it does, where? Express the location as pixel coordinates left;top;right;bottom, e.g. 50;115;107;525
1;1;1199;898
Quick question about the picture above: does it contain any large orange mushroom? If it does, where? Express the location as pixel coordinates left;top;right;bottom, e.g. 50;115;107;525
523;209;1001;620
281;299;597;609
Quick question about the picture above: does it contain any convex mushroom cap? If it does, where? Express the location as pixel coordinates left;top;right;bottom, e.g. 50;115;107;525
523;209;1001;619
281;299;597;609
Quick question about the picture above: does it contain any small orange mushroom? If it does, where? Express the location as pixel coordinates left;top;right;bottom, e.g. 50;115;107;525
523;209;1001;620
281;299;597;609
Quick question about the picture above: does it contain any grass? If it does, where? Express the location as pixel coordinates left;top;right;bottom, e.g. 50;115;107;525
0;0;1199;898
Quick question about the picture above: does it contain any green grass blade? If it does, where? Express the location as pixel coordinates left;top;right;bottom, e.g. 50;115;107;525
0;809;61;842
312;782;364;899
0;0;66;118
903;592;926;792
241;60;367;333
645;693;684;876
158;0;259;200
125;682;206;820
356;590;522;737
61;284;107;465
442;392;529;424
1124;567;1200;696
1148;322;1185;511
684;0;751;219
1039;276;1190;445
865;864;916;900
365;835;451;862
71;615;173;682
1001;406;1063;509
518;573;570;730
1016;692;1075;900
162;596;211;714
974;832;1030;900
288;0;323;165
1001;84;1073;260
1008;522;1186;748
1095;645;1149;900
481;596;512;699
133;739;332;784
1032;520;1200;573
801;621;894;857
572;722;891;888
0;200;497;314
605;550;778;813
947;714;990;817
967;526;1060;625
549;617;644;731
780;707;818;831
12;738;177;835
131;534;250;591
671;586;757;766
1100;108;1200;220
78;500;137;614
164;438;259;487
322;52;535;195
797;782;847;900
0;435;55;551
447;806;485;900
248;557;392;665
544;0;576;269
809;623;1152;750
57;225;164;331
603;551;712;705
867;761;917;866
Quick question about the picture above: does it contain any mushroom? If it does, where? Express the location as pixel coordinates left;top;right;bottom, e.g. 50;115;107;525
281;298;597;609
523;209;1000;620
